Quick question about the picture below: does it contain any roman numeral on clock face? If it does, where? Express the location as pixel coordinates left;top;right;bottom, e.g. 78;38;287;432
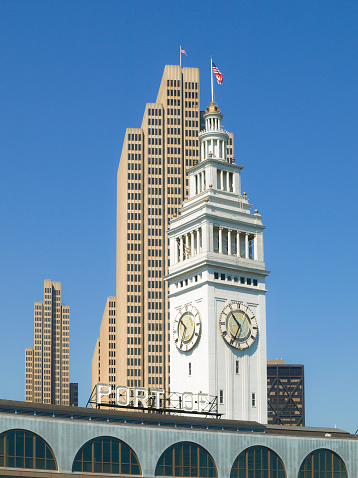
219;303;258;350
173;305;201;352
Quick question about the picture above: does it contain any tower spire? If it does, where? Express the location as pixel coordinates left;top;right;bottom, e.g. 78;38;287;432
210;56;214;102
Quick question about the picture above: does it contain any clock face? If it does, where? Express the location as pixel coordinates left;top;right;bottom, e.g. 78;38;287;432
219;302;258;350
173;304;201;351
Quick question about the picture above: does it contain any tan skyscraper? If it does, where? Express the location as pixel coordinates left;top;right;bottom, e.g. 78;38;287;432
92;297;116;402
93;65;234;395
25;280;70;405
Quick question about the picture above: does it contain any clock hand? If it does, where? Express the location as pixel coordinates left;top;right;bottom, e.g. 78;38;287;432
232;313;241;339
179;317;187;337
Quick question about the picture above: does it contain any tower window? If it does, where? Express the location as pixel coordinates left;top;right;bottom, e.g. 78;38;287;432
235;360;239;375
188;363;191;376
252;393;256;407
219;389;224;404
220;274;225;281
214;272;219;280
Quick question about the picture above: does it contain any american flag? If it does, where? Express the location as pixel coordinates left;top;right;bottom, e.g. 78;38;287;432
212;62;223;85
180;46;187;56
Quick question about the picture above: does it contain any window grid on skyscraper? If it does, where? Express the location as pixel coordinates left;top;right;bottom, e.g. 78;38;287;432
91;66;234;395
25;280;70;406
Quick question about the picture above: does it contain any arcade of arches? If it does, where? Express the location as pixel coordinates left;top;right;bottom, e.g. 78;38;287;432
0;430;349;478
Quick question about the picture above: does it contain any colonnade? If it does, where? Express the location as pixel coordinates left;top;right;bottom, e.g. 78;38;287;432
214;227;257;260
174;225;259;263
175;227;202;262
194;171;206;194
217;170;234;192
201;138;226;161
207;117;221;130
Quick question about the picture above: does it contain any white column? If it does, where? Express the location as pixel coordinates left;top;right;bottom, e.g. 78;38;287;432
228;230;232;255
245;233;249;259
219;227;223;254
254;234;257;260
236;231;240;256
175;238;179;263
220;170;223;190
191;231;194;256
197;228;201;253
179;236;183;261
185;234;189;259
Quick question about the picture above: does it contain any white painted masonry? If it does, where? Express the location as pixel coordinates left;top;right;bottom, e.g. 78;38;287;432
167;101;270;423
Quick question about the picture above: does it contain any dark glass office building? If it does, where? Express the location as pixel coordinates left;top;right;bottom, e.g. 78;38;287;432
267;359;305;426
69;382;78;407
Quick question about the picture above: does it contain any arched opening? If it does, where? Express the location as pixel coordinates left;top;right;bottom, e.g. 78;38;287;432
298;449;347;477
155;441;217;477
0;429;57;470
72;436;141;475
230;445;286;477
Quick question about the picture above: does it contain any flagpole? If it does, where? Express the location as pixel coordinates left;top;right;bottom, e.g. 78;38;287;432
180;45;182;67
210;56;214;102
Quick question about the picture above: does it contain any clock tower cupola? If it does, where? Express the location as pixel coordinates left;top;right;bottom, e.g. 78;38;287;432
166;101;270;422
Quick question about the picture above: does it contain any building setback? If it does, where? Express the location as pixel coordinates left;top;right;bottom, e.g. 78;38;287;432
111;64;234;394
25;279;70;405
92;297;116;400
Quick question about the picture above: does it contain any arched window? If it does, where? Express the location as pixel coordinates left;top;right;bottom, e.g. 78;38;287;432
155;441;217;477
0;429;57;470
298;449;347;477
230;446;286;478
72;436;141;475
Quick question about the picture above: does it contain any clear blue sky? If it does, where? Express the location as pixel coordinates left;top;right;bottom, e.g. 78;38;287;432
1;1;358;432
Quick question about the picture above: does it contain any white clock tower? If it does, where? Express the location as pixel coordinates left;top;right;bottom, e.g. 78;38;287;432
166;102;270;422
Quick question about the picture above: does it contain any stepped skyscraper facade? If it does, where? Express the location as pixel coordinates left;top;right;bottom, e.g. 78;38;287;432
92;65;234;396
25;280;70;405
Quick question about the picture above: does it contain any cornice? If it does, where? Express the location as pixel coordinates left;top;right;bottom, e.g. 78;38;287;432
165;253;270;282
188;157;244;173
